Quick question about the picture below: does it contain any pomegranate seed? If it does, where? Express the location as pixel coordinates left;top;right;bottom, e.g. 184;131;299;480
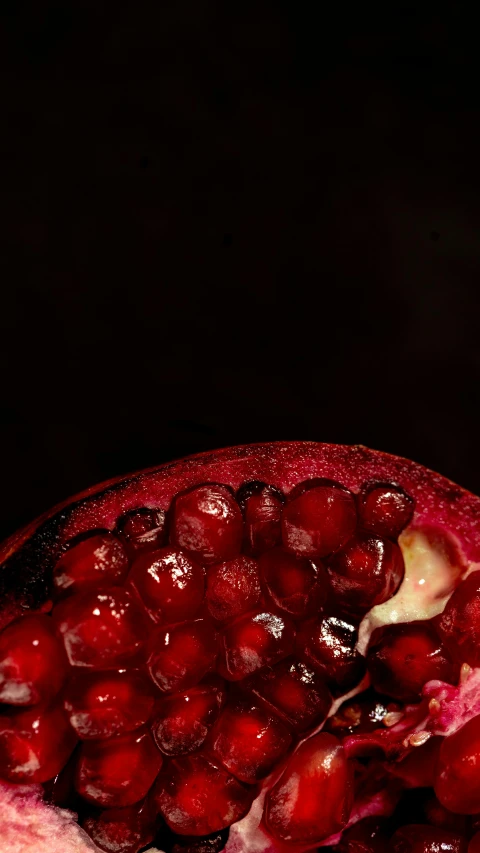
357;481;415;540
151;677;225;756
171;830;229;853
147;617;218;693
206;555;261;623
171;484;243;565
470;833;480;853
282;478;357;558
43;747;80;808
76;726;162;807
297;615;366;692
423;795;469;834
434;715;480;814
53;587;149;668
437;571;480;668
391;824;468;852
116;507;168;556
327;533;405;616
263;732;353;844
325;690;399;737
367;621;458;702
0;614;68;705
236;480;284;555
128;547;205;624
82;797;158;853
258;547;329;618
336;816;389;852
246;657;332;733
209;699;292;783
53;532;130;594
218;610;295;681
154;754;253;835
64;669;155;739
0;702;77;783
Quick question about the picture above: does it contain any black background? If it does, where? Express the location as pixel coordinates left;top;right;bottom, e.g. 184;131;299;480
0;1;479;542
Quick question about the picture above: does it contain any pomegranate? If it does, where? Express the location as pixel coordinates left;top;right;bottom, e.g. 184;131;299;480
1;441;480;853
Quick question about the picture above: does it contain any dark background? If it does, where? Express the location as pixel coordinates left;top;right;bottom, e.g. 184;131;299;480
0;1;479;542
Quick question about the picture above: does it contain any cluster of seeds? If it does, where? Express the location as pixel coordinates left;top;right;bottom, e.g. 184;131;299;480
0;474;478;853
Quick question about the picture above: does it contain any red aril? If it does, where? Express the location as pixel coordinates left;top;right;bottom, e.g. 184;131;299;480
246;656;332;733
367;620;459;702
0;614;68;705
258;547;328;618
297;614;366;692
282;478;357;558
63;669;155;739
2;442;480;853
437;572;480;668
236;481;284;555
147;617;218;693
434;715;480;814
128;547;205;623
356;482;415;540
206;555;261;623
0;702;77;783
82;796;158;853
53;532;130;595
171;484;243;564
264;732;353;844
423;795;469;835
470;833;480;853
326;533;405;616
154;755;253;835
151;676;225;755
218;609;295;680
208;699;292;783
76;726;162;807
53;586;148;668
115;507;168;556
391;824;468;852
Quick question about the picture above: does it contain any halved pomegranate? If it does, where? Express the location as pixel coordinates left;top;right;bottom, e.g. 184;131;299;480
1;441;480;853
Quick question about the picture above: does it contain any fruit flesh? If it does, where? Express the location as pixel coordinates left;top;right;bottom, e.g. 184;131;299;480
1;442;480;853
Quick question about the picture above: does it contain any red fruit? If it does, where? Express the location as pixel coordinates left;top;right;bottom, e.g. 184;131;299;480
236;480;284;555
423;795;468;835
0;702;77;783
357;481;415;540
434;715;480;814
152;677;225;756
297;614;366;691
246;656;332;733
367;621;458;702
258;547;329;618
0;614;68;705
218;610;295;681
82;797;158;853
336;817;389;852
154;755;253;835
53;532;130;594
282;478;357;558
264;732;353;844
128;547;205;623
470;833;480;853
76;726;162;807
209;700;292;783
115;506;168;555
327;533;405;616
171;484;243;564
391;824;467;852
53;587;148;668
325;690;399;738
147;617;218;693
63;669;155;739
206;555;261;623
437;572;480;668
2;442;480;852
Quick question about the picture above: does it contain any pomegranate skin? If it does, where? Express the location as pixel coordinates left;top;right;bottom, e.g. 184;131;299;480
434;715;480;814
264;732;353;844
